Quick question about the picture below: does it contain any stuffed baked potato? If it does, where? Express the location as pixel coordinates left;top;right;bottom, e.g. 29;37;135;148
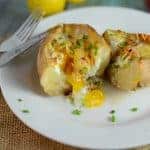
37;24;111;101
104;29;150;90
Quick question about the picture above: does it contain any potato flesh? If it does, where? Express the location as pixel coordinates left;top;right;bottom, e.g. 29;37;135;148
108;60;141;90
40;66;70;95
140;59;150;86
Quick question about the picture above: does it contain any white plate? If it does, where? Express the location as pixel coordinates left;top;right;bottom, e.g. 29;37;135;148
0;7;150;149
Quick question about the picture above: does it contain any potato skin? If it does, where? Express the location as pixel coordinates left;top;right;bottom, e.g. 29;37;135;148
108;59;141;90
37;24;111;96
37;25;70;95
37;25;61;78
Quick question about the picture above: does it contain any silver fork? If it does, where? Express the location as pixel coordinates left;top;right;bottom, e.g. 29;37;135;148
0;10;42;52
0;31;47;67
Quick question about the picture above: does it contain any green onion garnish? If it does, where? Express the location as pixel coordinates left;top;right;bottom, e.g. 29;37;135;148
110;110;116;114
79;67;88;74
111;115;116;123
118;41;127;48
76;39;83;48
87;43;93;50
51;39;57;46
17;99;23;102
22;109;30;113
72;109;82;115
130;107;138;112
83;34;88;40
94;47;98;55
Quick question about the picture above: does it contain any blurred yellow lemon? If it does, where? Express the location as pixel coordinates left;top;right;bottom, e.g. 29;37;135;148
27;0;66;16
67;0;85;4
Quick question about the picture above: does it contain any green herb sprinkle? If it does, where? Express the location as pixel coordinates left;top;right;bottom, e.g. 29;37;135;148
130;107;138;112
22;109;30;113
110;110;116;114
72;109;82;116
17;99;23;102
111;115;116;123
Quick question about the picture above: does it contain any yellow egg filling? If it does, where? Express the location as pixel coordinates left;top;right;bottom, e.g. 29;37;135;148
67;74;84;93
83;89;105;108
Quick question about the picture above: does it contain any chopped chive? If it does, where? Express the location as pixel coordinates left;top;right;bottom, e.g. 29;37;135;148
76;39;83;48
72;109;82;116
110;110;116;114
94;47;98;55
118;41;127;48
83;34;88;40
111;115;116;123
58;36;63;40
51;39;57;46
130;107;138;112
79;67;88;74
17;99;23;102
87;43;93;50
22;109;30;113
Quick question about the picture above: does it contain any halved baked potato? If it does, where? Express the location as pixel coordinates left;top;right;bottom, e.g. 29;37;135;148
37;24;111;96
104;29;150;90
